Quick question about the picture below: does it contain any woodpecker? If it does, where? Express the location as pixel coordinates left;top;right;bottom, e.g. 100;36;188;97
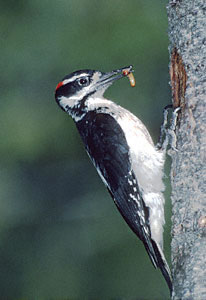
55;66;172;293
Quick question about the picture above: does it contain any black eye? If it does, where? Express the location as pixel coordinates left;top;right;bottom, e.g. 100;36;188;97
78;77;89;86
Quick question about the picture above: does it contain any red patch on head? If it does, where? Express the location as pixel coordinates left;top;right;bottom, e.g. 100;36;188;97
56;81;64;91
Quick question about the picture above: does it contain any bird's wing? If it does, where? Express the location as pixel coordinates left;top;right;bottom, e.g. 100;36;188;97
76;112;157;261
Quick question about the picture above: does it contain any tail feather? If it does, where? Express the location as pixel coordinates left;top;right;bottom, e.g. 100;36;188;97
141;234;172;294
151;240;172;295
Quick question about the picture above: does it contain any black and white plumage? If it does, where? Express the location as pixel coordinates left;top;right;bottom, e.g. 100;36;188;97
55;66;172;293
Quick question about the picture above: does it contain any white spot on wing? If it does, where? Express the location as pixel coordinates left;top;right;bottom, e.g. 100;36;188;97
128;179;133;185
129;193;137;201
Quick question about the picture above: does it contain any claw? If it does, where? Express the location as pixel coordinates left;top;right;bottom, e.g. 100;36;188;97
157;105;181;152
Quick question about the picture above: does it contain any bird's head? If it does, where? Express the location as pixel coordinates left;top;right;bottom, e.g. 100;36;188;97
55;66;133;117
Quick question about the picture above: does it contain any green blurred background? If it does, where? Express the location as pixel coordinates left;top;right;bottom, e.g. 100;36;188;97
0;0;172;299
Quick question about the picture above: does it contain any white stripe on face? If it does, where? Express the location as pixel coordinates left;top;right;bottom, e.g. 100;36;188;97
62;73;89;85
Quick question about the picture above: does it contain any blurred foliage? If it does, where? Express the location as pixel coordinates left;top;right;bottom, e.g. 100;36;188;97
0;0;172;299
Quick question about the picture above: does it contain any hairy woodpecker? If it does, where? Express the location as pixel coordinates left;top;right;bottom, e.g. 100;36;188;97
55;66;172;293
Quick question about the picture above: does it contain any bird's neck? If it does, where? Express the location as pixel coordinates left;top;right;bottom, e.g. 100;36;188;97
69;95;115;122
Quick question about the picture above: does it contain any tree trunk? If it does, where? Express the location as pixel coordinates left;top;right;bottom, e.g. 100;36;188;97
167;1;206;299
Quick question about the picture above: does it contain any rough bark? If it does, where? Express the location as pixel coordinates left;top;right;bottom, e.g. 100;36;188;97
167;1;206;299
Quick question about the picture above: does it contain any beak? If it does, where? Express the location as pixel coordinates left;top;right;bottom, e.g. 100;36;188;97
97;65;133;87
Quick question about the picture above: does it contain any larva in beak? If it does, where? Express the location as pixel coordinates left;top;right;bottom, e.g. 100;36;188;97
122;67;136;87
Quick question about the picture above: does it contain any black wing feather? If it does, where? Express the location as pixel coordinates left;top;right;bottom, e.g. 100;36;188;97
77;113;154;251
